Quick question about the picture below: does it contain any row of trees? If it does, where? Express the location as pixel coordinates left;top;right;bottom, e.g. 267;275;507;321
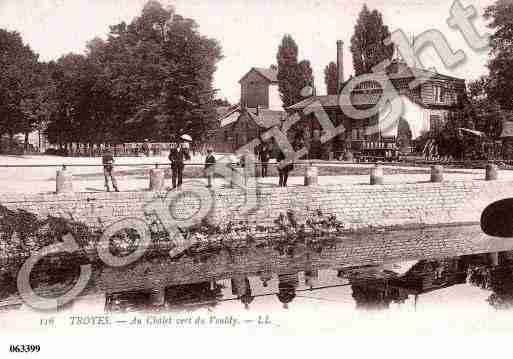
0;1;223;152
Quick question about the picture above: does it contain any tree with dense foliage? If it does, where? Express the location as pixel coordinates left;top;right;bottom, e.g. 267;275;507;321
324;62;338;95
421;73;508;161
350;5;394;75
467;77;504;139
44;0;222;146
276;34;314;109
396;118;412;152
484;0;513;112
45;53;102;149
22;61;59;150
298;59;314;95
0;29;40;151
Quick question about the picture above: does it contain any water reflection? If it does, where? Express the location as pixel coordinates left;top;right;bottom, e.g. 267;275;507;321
345;259;467;310
97;251;513;313
467;252;513;310
277;273;299;309
105;281;225;313
4;247;513;314
232;276;254;310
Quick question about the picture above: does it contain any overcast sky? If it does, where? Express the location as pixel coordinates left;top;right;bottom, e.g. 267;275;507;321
0;0;495;103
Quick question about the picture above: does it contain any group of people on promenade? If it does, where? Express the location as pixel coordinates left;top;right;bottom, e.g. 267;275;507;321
100;134;317;192
233;140;302;188
101;138;215;192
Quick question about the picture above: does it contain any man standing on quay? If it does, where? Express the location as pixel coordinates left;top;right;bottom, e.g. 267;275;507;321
102;148;119;192
276;148;293;187
259;143;270;177
205;148;216;188
169;140;191;189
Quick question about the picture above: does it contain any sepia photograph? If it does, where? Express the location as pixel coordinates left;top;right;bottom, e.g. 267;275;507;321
0;0;513;357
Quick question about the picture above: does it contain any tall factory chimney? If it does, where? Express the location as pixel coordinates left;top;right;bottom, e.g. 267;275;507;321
336;40;344;93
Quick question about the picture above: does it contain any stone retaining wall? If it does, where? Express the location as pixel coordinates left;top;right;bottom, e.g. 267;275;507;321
2;180;513;232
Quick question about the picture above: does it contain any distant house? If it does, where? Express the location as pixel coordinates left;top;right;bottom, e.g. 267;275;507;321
209;66;286;152
240;67;282;111
211;105;285;152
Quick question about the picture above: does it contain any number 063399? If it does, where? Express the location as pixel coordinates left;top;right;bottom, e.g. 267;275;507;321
9;345;40;353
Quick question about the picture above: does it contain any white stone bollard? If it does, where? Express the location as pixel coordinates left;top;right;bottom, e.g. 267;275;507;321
230;165;242;188
56;167;73;194
486;163;499;181
149;168;165;191
370;165;384;185
431;165;444;183
304;165;318;186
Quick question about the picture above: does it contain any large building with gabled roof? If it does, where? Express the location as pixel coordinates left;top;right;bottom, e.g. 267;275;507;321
288;41;467;158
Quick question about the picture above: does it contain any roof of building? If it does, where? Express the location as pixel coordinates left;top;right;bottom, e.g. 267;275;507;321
246;108;285;128
287;94;380;110
218;106;241;128
288;60;464;112
239;67;278;84
217;106;285;129
385;61;465;82
288;91;425;111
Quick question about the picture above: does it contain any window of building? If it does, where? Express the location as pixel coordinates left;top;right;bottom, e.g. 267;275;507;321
433;85;446;103
430;114;442;131
352;129;358;140
352;128;366;140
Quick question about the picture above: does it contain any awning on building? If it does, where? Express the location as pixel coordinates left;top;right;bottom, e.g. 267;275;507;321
378;95;430;140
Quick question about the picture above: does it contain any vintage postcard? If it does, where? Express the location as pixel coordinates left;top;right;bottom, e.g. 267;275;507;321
0;0;513;357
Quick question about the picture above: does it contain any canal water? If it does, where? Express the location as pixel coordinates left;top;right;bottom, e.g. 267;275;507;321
93;250;512;313
3;218;513;337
